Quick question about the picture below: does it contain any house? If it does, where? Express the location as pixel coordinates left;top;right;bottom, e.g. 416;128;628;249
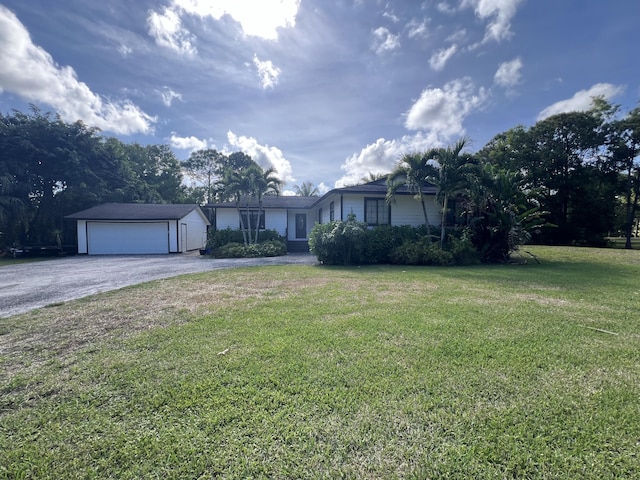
206;179;441;251
65;203;210;255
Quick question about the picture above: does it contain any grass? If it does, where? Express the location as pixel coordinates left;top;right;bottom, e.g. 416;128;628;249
1;246;639;479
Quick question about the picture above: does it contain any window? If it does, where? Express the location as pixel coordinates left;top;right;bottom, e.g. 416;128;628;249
364;198;390;226
329;201;335;221
240;210;265;230
318;208;323;224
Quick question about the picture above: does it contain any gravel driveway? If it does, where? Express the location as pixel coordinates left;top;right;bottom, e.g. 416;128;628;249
0;253;317;318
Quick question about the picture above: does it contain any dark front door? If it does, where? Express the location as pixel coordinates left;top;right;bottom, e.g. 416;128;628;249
295;213;307;239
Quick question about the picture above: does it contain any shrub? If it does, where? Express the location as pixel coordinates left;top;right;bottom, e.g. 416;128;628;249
309;213;367;265
389;238;454;266
211;240;287;258
208;228;285;250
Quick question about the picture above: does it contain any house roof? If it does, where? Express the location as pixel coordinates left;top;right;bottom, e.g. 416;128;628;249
208;195;318;209
65;203;210;223
207;179;436;210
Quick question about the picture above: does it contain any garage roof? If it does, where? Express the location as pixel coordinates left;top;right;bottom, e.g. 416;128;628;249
65;203;209;222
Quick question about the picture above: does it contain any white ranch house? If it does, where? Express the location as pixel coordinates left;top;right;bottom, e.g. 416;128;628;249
207;179;441;252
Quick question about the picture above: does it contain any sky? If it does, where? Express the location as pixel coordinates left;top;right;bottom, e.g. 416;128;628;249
1;1;638;195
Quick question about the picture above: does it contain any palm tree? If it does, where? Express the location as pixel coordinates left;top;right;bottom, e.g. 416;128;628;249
252;166;282;243
293;181;319;197
423;138;479;247
220;168;252;245
386;152;438;240
361;172;387;183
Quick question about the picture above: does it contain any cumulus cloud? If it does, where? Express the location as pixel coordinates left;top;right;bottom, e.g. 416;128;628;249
0;5;155;135
147;6;196;55
170;134;208;151
404;78;489;138
494;57;522;87
429;44;458;71
463;0;524;44
537;83;625;120
335;132;444;188
148;0;300;49
226;131;295;183
372;27;401;55
253;54;281;89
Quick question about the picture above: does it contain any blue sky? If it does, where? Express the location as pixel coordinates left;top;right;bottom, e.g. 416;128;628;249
1;1;638;194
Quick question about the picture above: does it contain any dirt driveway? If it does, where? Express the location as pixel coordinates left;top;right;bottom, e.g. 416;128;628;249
0;253;316;318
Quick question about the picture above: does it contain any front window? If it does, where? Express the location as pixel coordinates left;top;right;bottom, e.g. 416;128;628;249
329;201;335;221
240;210;265;230
364;198;390;226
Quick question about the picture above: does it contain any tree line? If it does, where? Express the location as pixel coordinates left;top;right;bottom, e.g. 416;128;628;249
2;98;639;251
0;108;277;248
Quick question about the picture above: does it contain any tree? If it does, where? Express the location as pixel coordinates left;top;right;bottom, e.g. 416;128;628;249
386;152;438;240
251;166;282;243
182;149;223;204
422;138;479;247
610;106;640;248
293;181;319;197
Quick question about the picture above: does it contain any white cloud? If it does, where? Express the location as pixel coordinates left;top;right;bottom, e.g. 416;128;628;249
253;54;281;89
0;5;155;135
170;134;207;151
429;44;458;71
437;2;457;14
147;6;196;55
407;18;429;39
226;131;295;183
537;83;626;121
383;10;400;23
372;27;401;55
159;87;183;106
463;0;524;44
154;0;300;42
335;132;443;188
494;57;522;87
118;44;133;58
404;78;489;138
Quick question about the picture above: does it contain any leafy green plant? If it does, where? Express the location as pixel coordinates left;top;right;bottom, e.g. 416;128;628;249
309;213;367;265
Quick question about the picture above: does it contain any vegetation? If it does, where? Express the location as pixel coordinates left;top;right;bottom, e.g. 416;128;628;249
1;246;638;478
292;181;320;197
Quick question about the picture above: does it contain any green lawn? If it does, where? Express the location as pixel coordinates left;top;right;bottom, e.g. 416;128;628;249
1;246;639;479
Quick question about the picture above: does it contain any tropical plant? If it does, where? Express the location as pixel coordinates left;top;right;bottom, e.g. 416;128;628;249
293;181;319;197
386;153;437;240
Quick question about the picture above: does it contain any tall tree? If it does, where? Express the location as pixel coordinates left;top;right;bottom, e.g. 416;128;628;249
610;105;640;248
293;181;319;197
422;138;479;247
251;166;282;243
182;149;223;204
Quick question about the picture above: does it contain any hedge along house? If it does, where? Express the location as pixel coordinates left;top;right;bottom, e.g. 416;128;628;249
65;203;210;255
206;179;442;252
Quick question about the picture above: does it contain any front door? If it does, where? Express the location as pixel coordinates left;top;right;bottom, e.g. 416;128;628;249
295;213;307;239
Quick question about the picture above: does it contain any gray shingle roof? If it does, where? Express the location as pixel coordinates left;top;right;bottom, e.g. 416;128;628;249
65;203;207;221
208;195;318;209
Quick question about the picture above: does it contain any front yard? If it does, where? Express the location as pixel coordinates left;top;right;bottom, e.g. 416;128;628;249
1;246;638;478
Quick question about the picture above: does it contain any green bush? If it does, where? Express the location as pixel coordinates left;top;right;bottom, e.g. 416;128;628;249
208;228;285;250
211;240;287;258
309;214;367;265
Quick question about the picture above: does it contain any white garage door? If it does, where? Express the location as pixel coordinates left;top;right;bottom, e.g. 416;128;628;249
87;222;170;254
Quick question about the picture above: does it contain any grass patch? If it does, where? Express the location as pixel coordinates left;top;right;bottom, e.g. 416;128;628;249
1;246;639;478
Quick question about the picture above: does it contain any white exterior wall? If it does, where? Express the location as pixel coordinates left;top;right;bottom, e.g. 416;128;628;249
391;195;441;227
215;208;287;236
76;220;88;254
265;210;287;236
178;209;209;252
216;208;239;230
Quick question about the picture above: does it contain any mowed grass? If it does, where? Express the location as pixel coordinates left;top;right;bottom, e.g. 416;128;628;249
1;247;639;479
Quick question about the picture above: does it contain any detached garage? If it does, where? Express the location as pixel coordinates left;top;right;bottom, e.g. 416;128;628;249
65;203;210;255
